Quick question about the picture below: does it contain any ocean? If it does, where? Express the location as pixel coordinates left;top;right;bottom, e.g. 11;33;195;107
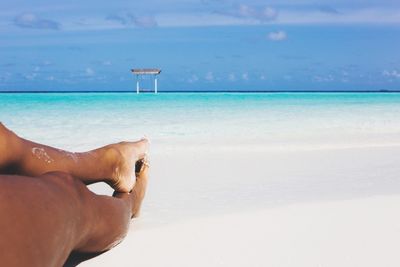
2;92;400;227
1;92;400;151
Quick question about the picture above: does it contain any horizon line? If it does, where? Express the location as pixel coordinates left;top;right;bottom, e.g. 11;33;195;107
1;90;400;94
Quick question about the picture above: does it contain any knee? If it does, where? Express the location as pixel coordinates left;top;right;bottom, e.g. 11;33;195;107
0;123;18;151
0;124;12;165
42;171;89;199
0;123;9;144
0;123;13;138
42;171;75;183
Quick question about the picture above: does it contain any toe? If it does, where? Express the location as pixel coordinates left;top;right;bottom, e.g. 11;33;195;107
134;139;149;159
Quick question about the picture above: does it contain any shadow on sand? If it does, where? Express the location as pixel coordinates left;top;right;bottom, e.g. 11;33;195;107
64;251;107;267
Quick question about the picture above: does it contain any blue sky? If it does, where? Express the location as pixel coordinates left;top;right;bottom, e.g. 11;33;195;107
1;0;400;91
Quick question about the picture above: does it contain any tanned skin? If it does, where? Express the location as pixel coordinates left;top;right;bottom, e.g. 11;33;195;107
0;123;149;267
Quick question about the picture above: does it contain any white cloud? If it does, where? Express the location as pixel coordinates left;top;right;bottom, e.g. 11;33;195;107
383;70;400;78
5;4;400;33
14;13;60;30
228;73;236;81
318;5;341;15
24;73;38;80
156;13;259;27
188;74;199;83
312;75;334;82
277;8;400;24
85;67;95;76
260;75;267;80
224;4;279;22
242;72;249;80
205;71;214;82
155;7;400;28
106;13;158;28
13;8;400;33
268;30;287;41
0;72;12;82
105;14;131;25
133;16;158;28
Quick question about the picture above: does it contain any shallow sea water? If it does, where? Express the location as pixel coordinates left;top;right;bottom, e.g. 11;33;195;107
1;92;400;151
2;92;400;226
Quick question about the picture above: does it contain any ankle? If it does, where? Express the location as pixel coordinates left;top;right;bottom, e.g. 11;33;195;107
102;146;123;184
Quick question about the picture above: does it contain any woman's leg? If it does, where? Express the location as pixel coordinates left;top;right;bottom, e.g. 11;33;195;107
0;164;149;267
0;122;148;192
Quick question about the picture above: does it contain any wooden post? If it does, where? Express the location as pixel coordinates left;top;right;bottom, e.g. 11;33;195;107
132;69;161;94
136;76;140;94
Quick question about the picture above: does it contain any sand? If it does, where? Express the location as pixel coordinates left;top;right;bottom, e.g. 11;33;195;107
80;143;400;267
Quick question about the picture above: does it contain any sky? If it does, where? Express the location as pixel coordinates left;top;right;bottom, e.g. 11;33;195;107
0;0;400;91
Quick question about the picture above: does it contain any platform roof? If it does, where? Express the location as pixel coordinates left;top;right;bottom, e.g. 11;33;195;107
131;68;161;75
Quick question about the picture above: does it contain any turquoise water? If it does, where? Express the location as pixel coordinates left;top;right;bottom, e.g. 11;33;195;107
1;92;400;150
2;92;400;223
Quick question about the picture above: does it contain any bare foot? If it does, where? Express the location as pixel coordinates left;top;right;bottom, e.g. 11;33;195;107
105;138;149;193
112;158;149;218
131;158;149;218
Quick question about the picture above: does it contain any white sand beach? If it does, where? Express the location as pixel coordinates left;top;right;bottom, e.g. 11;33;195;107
2;0;400;262
81;143;400;267
2;92;400;266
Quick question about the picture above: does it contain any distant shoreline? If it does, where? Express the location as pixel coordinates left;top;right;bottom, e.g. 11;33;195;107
0;90;400;94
